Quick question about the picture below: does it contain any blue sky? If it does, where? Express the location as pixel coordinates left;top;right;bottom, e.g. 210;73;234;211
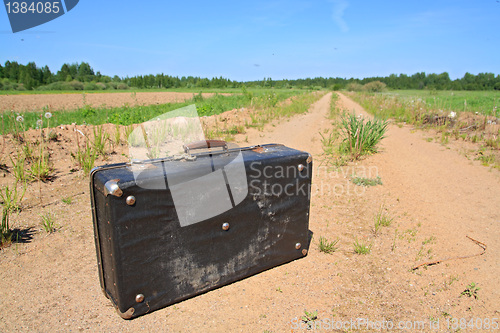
1;0;499;81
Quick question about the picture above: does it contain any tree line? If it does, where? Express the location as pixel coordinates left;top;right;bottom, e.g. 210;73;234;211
1;60;499;91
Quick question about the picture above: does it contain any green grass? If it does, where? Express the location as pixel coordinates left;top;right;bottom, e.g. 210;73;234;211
383;90;500;117
374;205;393;235
62;197;73;205
0;182;26;244
350;90;500;121
10;155;29;183
29;145;52;182
353;238;372;254
1;208;12;244
476;153;496;166
351;175;383;187
461;282;480;299
92;125;109;158
72;141;97;175
40;212;56;233
318;236;340;254
301;310;318;329
339;113;388;160
0;183;26;214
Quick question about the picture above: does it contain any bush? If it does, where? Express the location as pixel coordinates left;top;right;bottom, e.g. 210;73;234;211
1;79;18;91
329;83;343;91
96;82;106;90
346;83;364;92
364;81;386;92
106;82;118;90
117;83;129;90
67;80;84;90
84;82;98;90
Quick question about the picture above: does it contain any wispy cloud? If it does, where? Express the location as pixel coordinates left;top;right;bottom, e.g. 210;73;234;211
330;0;349;33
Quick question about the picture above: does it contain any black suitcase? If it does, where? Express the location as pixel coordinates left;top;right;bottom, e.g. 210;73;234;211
90;141;312;319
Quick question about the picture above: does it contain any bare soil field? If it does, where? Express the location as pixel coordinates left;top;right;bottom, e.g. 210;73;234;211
0;92;224;112
0;93;499;332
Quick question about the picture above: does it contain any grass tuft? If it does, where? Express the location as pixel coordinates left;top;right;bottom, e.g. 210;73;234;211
461;282;480;299
72;141;97;175
353;238;372;254
374;204;393;235
318;236;340;254
40;212;56;233
339;113;388;160
351;175;382;187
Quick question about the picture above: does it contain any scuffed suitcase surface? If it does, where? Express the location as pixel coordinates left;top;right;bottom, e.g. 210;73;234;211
90;144;312;319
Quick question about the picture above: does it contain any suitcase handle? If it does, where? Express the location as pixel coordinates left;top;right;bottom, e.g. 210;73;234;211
183;140;228;154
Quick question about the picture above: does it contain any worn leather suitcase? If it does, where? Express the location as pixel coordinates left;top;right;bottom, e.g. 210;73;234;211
90;141;312;319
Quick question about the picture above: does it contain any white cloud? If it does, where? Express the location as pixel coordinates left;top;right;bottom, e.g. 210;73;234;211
330;0;349;33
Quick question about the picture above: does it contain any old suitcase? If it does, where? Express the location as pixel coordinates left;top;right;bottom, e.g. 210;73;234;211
90;141;312;319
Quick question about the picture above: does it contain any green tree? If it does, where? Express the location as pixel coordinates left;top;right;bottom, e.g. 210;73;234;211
57;63;72;81
77;62;95;82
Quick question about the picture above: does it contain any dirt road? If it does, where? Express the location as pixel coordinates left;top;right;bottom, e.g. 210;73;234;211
0;92;498;332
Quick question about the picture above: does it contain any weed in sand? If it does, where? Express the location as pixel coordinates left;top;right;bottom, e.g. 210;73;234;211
476;153;496;166
374;205;393;235
319;129;339;157
72;141;97;175
351;175;382;187
440;132;450;145
461;282;480;299
1;208;12;244
353;238;372;254
62;197;73;205
399;227;419;243
318;236;340;254
30;145;52;181
0;183;26;213
113;124;122;146
92;125;109;158
301;310;318;329
9;155;29;183
339;113;388;160
40;212;56;233
391;229;398;252
21;141;35;161
0;183;26;244
422;236;436;245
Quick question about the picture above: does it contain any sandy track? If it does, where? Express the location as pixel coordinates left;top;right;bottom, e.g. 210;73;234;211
0;92;222;112
239;92;332;154
336;92;500;308
1;92;499;332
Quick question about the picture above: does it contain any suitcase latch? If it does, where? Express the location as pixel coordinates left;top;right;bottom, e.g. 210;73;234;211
104;179;123;197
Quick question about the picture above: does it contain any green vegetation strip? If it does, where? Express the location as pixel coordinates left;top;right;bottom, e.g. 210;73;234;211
0;89;303;134
350;90;500;119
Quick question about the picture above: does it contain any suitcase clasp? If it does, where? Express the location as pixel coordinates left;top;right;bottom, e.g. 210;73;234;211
104;179;123;197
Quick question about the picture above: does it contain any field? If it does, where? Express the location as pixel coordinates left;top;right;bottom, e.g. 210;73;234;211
0;89;303;135
381;90;500;117
0;90;499;332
